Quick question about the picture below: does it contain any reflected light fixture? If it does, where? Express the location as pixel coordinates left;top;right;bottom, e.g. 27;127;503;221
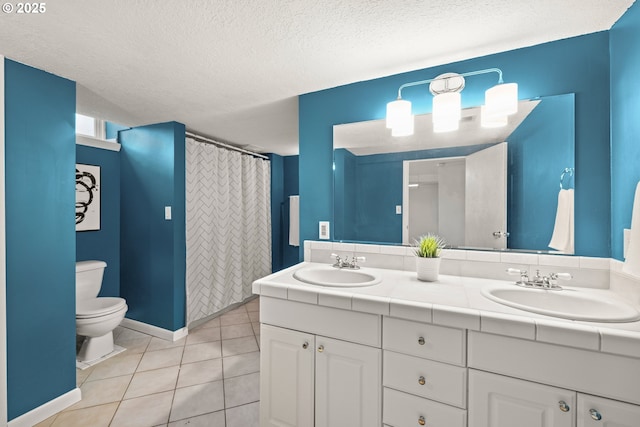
386;68;518;136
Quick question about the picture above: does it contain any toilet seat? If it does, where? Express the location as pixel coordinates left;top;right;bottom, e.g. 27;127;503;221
77;297;127;318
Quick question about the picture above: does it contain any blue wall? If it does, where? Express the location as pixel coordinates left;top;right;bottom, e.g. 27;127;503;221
611;1;640;260
76;145;121;297
120;122;186;331
271;154;300;271
4;59;77;420
300;32;611;257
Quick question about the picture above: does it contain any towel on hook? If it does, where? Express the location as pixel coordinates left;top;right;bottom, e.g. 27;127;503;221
623;182;640;278
289;195;300;247
548;188;574;254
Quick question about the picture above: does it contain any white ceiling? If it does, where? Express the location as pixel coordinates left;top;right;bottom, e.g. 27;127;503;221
0;0;634;156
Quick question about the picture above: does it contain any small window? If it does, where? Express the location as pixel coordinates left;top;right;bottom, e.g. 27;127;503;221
76;114;96;137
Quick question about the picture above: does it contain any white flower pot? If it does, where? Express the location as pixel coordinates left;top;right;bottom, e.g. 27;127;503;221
416;257;441;282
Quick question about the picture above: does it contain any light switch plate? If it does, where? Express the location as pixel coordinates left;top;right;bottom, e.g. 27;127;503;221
165;206;172;220
319;221;330;240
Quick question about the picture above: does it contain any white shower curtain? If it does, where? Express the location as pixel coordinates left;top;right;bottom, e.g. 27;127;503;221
186;137;272;325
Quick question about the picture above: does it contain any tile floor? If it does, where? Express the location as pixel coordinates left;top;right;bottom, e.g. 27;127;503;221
37;297;261;427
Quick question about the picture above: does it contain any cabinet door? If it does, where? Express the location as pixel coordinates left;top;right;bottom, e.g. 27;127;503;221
578;394;640;427
315;336;382;427
260;325;315;427
469;370;575;427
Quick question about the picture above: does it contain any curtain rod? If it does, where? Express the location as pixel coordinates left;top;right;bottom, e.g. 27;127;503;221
185;131;270;160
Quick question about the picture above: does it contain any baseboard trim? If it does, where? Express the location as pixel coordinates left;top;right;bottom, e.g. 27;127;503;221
121;318;188;342
8;387;81;427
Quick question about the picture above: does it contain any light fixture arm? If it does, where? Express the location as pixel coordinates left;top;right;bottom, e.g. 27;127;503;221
395;67;504;99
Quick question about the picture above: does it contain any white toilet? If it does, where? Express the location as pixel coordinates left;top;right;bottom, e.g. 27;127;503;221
76;260;128;362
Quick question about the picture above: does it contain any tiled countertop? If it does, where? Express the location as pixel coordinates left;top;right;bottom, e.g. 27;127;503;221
252;262;640;359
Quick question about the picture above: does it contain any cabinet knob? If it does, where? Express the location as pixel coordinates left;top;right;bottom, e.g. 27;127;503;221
302;342;309;349
589;409;602;421
418;415;426;425
418;336;425;345
418;376;426;386
558;401;570;412
317;345;324;353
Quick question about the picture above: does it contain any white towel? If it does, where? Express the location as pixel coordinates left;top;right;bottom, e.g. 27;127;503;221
289;195;300;247
548;189;574;254
623;182;640;278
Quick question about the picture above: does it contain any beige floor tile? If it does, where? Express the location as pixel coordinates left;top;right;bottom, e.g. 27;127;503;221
34;413;58;427
186;326;221;345
226;401;260;427
124;365;180;400
51;402;118;427
255;334;261;348
169;381;225;422
224;306;248;316
222;336;259;357
224;372;260;408
167;410;225;427
221;323;254;340
251;322;260;335
76;365;95;387
182;341;222;364
220;312;251;326
68;375;132;410
137;346;184;372
111;390;174;427
248;311;260;322
147;336;187;352
177;358;223;388
86;352;143;382
223;351;260;379
245;298;260;313
115;334;152;355
196;317;221;329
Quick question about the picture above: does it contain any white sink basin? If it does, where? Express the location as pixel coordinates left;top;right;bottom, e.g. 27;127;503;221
481;285;640;322
293;266;382;287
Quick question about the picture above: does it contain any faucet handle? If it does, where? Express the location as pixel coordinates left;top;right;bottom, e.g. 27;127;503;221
506;268;529;285
551;272;572;280
354;256;366;262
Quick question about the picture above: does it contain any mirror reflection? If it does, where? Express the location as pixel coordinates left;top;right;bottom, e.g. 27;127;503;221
333;93;575;253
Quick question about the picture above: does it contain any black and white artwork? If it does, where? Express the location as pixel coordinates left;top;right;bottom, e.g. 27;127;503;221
76;164;100;231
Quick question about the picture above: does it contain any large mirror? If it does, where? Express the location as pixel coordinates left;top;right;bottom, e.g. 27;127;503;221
333;93;575;253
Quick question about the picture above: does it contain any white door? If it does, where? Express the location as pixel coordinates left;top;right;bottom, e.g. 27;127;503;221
469;370;575;427
315;336;381;427
578;394;640;427
465;142;508;249
260;325;315;427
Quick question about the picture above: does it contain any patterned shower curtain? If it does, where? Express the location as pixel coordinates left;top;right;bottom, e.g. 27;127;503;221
185;137;272;325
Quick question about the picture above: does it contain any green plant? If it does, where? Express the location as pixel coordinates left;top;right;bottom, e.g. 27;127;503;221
414;234;446;258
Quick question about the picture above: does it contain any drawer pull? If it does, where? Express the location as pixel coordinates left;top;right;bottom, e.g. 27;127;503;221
418;415;426;425
589;409;602;421
418;336;425;345
318;345;324;353
302;342;309;349
558;401;570;412
418;376;426;386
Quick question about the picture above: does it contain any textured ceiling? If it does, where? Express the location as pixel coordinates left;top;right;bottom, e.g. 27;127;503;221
0;0;634;155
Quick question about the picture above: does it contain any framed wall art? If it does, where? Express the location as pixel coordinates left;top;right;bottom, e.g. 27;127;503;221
76;163;100;231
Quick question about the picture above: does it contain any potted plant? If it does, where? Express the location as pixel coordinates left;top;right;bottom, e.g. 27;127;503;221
414;234;446;282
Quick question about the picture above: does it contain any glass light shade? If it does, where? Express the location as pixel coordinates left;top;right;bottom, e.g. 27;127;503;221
386;99;412;129
481;105;508;128
391;113;414;137
485;82;518;117
432;92;461;123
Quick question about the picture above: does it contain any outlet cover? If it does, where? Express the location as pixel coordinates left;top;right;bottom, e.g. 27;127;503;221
396;205;402;214
319;221;330;240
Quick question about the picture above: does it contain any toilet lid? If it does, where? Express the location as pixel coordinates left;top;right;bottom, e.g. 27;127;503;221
77;297;127;318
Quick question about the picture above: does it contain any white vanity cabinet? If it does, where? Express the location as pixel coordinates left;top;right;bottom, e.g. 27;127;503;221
382;317;468;427
577;394;640;427
259;297;382;427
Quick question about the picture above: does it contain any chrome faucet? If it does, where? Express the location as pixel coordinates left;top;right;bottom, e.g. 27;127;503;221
331;253;366;269
506;268;572;290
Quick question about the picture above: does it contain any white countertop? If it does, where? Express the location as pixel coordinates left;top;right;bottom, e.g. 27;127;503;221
252;262;640;359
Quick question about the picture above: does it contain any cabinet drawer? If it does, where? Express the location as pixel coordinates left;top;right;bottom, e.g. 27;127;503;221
578;394;640;427
383;317;466;366
383;388;466;427
383;351;467;408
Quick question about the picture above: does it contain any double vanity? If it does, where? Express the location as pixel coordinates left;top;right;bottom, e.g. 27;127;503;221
253;245;640;427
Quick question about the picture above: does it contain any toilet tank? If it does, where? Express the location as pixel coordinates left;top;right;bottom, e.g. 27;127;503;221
76;260;107;301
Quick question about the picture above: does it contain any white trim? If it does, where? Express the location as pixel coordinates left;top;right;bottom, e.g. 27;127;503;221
120;318;188;342
76;135;121;152
0;54;8;427
7;387;81;427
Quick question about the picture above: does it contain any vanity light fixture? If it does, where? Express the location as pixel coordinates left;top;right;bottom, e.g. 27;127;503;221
386;68;518;136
